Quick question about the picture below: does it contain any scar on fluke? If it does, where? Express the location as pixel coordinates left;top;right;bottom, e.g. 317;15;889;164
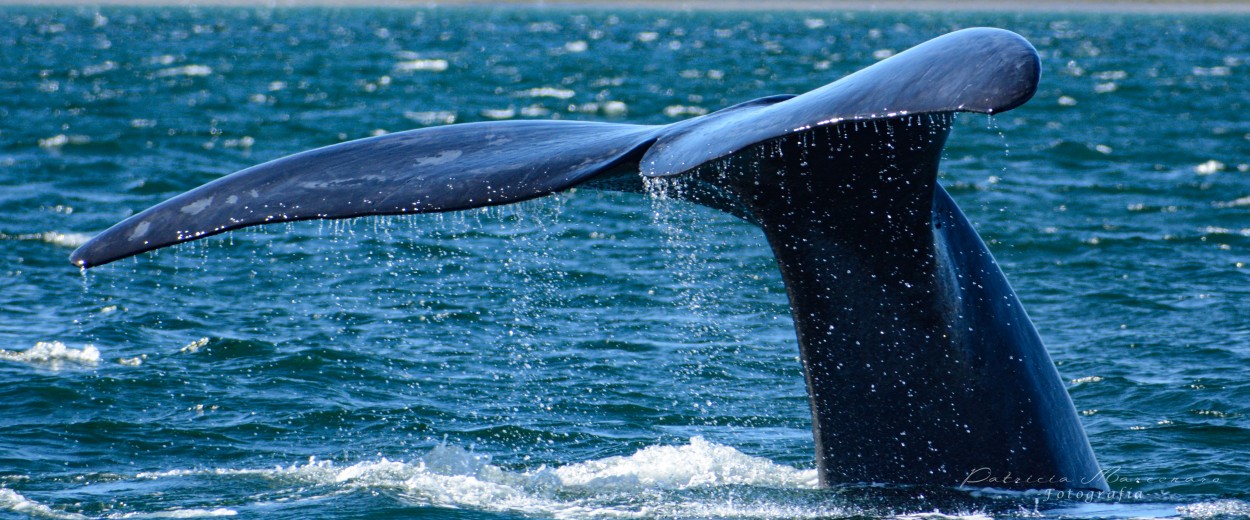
71;28;1108;491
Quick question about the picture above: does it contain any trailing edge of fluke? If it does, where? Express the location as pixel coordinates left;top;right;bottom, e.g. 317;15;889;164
71;28;1110;492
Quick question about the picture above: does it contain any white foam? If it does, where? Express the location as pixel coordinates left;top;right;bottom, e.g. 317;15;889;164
394;59;448;72
128;438;822;519
1195;159;1225;175
1215;195;1250;208
107;508;238;518
0;231;92;248
0;341;100;368
403;110;457;125
1178;499;1250;517
179;338;209;354
39;232;92;248
895;513;992;520
602;100;628;116
545;436;816;491
154;65;213;78
117;440;1183;519
482;107;517;120
39;134;93;148
663;105;709;118
0;487;88;519
518;87;576;99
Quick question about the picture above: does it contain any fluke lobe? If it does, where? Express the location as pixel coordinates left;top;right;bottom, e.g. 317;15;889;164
71;28;1109;491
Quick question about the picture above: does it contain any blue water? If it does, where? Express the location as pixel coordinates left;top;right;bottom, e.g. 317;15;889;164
2;5;1249;519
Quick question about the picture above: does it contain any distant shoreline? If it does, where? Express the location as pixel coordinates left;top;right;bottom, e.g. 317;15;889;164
7;0;1250;13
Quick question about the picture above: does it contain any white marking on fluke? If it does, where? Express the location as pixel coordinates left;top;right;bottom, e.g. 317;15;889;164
181;197;213;215
129;221;151;241
415;150;463;167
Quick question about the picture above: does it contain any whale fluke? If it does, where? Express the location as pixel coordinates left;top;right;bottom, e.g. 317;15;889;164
69;121;661;268
70;28;1108;491
70;28;1035;269
640;27;1039;177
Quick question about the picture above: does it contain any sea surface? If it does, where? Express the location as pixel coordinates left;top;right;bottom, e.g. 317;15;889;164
1;4;1249;519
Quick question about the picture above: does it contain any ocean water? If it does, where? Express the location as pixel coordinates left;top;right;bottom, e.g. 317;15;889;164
1;4;1249;519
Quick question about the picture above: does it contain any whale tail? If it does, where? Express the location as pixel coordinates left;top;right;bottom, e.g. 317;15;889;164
69;120;662;268
69;28;1107;491
71;27;1037;270
657;113;1106;489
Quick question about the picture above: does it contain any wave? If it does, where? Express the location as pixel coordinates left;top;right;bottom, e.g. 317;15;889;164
0;488;87;520
7;437;1250;518
141;438;825;519
0;341;100;369
0;485;237;520
107;509;238;519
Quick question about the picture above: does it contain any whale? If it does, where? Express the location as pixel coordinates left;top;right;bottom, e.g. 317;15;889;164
70;28;1108;491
